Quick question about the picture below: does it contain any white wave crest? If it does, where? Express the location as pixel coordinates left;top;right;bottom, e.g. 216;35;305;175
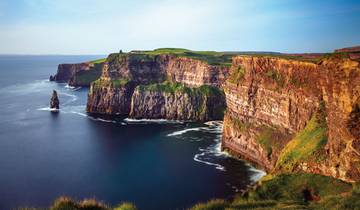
37;107;59;112
65;84;81;91
124;118;184;124
167;127;207;136
194;152;225;171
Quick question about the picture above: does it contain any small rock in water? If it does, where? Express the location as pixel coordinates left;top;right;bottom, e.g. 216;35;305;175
50;90;60;110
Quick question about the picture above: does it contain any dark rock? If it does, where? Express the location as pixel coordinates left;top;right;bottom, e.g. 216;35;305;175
50;90;60;110
49;75;55;81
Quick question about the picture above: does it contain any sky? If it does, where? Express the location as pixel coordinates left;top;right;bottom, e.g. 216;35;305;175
0;0;360;54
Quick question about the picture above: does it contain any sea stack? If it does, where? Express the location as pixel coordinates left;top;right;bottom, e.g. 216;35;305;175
50;90;60;110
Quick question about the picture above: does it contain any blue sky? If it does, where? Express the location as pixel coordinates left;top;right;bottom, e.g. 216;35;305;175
1;0;360;54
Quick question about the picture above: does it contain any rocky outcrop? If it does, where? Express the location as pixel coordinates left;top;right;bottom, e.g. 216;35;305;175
222;55;360;182
50;90;60;109
129;85;225;121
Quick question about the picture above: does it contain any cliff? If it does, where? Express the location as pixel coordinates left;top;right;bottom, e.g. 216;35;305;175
129;83;225;121
222;54;360;182
86;49;230;120
86;79;136;114
50;62;103;86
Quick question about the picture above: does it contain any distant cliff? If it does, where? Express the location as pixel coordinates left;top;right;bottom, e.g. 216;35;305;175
86;49;231;121
222;54;360;182
50;60;104;86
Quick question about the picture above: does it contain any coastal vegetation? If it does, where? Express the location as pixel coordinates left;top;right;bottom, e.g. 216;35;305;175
107;48;235;66
275;107;328;172
90;58;107;64
191;173;358;210
19;197;137;210
19;174;360;210
138;81;225;98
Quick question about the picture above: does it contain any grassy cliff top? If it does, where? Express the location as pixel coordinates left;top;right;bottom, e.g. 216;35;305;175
106;48;237;66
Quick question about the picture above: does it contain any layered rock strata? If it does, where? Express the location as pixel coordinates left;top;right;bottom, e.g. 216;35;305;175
222;55;360;182
129;85;225;121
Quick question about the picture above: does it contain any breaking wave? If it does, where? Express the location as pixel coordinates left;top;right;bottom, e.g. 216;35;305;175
124;118;184;124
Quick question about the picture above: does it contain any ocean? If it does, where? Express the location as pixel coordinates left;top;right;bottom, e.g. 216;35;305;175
0;55;264;210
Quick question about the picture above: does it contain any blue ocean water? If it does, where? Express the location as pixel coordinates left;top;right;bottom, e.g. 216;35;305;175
0;55;264;210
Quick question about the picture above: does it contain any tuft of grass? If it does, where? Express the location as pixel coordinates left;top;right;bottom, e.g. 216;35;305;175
113;202;137;210
265;69;285;88
256;126;277;157
19;196;137;210
50;196;108;210
228;66;246;84
189;199;228;210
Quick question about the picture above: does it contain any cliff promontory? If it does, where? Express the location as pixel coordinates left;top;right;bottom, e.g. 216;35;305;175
222;53;360;182
50;59;105;86
86;49;231;120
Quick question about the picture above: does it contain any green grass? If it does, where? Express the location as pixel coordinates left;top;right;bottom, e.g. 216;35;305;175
190;174;355;210
256;126;277;157
138;81;224;97
108;48;234;66
275;111;328;172
89;58;107;64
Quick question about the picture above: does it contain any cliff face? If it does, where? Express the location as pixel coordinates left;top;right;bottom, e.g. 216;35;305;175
101;53;229;87
86;53;229;120
86;80;136;115
50;62;103;87
222;55;360;182
163;56;229;88
50;63;92;82
129;85;225;121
